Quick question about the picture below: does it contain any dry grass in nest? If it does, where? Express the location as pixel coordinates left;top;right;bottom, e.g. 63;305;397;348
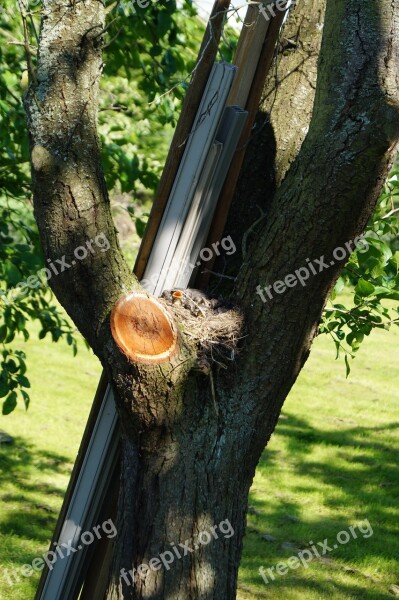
160;300;245;369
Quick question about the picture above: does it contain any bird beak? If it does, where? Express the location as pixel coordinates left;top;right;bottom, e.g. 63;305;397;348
172;291;184;304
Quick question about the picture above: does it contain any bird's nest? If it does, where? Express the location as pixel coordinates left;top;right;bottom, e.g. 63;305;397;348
159;298;245;370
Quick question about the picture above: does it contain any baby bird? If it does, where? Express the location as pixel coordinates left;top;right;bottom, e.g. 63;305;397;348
161;288;221;317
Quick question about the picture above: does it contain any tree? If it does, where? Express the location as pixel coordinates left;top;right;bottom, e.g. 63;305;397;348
0;0;205;414
21;0;399;598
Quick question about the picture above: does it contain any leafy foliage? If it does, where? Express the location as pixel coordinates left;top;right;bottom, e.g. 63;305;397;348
99;1;203;201
320;165;399;374
0;4;79;414
0;0;210;414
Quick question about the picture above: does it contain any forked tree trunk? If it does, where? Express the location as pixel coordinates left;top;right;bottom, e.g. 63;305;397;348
24;0;399;598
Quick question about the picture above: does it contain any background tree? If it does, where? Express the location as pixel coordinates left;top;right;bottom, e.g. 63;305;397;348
9;0;399;598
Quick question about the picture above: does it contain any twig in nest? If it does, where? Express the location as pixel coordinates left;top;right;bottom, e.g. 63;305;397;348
160;297;245;369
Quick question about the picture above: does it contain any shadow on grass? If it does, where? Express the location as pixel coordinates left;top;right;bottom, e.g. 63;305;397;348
240;413;399;599
0;435;70;551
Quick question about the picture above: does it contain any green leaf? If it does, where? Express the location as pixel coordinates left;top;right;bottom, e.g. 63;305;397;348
355;279;375;297
344;355;351;378
0;379;9;398
6;359;19;373
373;287;399;301
334;277;345;294
21;389;30;410
157;11;172;37
391;251;399;269
2;391;17;415
5;329;15;344
0;324;7;342
3;261;21;286
135;217;148;238
16;374;30;388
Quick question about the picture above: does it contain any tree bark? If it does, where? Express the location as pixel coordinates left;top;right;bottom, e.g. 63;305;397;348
220;0;327;280
24;0;399;599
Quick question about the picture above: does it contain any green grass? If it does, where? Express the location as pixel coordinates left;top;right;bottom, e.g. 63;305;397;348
0;314;398;599
0;328;101;599
238;323;399;599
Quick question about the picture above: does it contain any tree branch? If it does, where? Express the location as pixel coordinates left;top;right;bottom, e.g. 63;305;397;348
230;0;399;431
24;0;136;357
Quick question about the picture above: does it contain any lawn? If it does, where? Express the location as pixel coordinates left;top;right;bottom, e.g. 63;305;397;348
237;321;399;599
0;311;398;599
0;326;102;600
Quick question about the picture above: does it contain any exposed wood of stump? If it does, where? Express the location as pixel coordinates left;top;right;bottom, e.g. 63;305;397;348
111;292;178;365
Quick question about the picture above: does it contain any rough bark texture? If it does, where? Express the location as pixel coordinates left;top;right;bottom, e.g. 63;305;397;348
24;0;135;357
24;0;399;599
261;0;327;184
217;0;327;283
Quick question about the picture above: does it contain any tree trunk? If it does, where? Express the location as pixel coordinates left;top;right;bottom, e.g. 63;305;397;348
106;410;254;599
24;0;399;598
